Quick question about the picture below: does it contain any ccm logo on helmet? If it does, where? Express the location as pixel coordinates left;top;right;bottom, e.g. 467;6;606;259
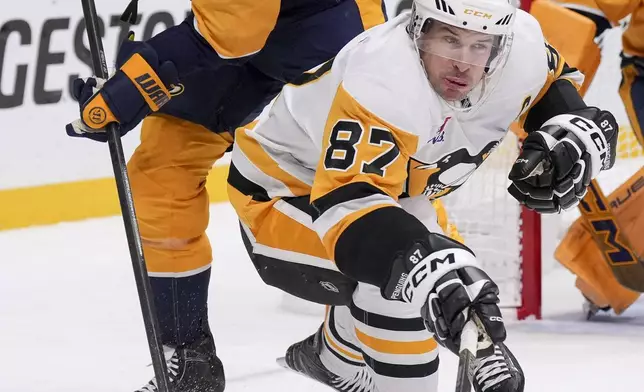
464;9;493;19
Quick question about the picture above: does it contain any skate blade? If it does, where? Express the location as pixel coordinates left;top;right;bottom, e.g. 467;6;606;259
276;356;288;369
583;300;600;320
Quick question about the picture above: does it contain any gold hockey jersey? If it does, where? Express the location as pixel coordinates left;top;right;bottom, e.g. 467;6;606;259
191;0;386;58
552;0;644;57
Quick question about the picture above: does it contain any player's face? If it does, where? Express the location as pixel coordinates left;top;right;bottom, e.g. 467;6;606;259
418;21;496;101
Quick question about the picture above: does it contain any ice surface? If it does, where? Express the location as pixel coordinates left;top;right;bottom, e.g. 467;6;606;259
1;203;643;392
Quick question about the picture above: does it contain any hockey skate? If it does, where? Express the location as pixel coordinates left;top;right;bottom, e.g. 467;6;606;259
277;326;374;392
135;333;225;392
583;296;612;320
471;343;524;392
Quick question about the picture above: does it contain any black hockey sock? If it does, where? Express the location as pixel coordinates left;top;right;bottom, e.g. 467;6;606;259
149;267;213;347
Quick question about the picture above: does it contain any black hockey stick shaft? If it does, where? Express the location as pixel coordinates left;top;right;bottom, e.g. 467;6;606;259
79;1;171;391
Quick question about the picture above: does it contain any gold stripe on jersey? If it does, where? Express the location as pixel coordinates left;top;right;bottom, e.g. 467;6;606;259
255;203;329;260
235;128;312;196
227;181;330;261
324;306;364;355
355;0;387;30
312;83;419;201
323;325;365;362
311;83;419;260
354;329;437;355
321;199;398;262
227;183;270;230
192;0;280;58
349;295;439;378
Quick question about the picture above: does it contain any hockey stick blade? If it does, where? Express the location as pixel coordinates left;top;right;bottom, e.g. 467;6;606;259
579;180;644;292
455;318;478;392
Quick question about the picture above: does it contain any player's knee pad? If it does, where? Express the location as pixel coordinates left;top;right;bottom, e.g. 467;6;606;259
619;55;644;148
556;219;640;314
128;114;232;240
128;153;211;240
555;167;644;314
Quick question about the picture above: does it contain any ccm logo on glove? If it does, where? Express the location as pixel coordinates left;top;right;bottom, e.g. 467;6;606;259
403;247;457;303
507;107;618;213
384;239;478;305
569;116;610;169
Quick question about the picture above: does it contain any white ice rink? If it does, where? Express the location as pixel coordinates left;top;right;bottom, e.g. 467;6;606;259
2;203;644;392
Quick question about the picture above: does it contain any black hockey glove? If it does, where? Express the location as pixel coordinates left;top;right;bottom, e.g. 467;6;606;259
508;107;618;213
382;233;506;355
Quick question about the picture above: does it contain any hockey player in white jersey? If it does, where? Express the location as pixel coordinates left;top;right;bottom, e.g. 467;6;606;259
227;0;620;391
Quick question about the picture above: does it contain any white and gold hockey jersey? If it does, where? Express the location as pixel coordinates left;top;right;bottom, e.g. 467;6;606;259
229;10;583;261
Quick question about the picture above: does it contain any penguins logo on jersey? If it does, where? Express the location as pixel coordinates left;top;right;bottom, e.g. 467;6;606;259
406;140;500;199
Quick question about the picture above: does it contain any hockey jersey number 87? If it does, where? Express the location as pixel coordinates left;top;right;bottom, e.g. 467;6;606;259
229;10;583;259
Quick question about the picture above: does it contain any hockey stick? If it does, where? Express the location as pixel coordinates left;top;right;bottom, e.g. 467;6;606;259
577;180;644;292
79;1;172;390
455;317;479;392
